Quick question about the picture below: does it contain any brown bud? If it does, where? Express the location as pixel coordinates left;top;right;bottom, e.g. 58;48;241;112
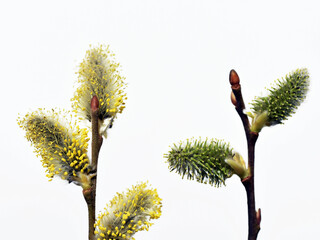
229;69;240;88
256;208;261;225
91;95;99;112
231;91;237;106
83;187;93;198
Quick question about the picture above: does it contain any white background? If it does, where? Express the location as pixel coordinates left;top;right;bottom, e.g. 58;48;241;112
1;0;320;239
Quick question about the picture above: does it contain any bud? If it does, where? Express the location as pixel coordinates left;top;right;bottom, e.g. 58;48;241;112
256;208;262;225
231;91;237;106
91;95;99;112
229;69;240;88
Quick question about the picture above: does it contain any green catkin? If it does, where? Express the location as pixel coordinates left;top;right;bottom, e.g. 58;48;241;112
251;68;309;127
164;138;234;187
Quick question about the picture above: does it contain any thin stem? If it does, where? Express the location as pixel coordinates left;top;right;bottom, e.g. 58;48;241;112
242;133;259;240
230;70;261;240
83;187;96;240
83;96;103;240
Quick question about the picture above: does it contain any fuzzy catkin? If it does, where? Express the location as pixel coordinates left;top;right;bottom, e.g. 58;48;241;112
94;182;162;240
17;109;91;187
251;68;309;126
165;138;234;187
71;45;127;122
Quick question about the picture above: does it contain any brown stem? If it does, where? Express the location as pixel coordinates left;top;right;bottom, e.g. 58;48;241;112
83;96;103;240
242;132;259;240
230;70;261;240
83;187;96;240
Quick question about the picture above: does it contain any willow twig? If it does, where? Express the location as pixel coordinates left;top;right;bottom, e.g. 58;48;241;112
230;70;261;240
83;96;103;240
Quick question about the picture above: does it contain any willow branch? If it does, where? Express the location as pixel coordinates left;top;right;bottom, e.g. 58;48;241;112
230;70;261;240
83;96;103;240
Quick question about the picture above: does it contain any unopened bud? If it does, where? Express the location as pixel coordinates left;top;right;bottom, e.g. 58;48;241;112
83;187;93;199
91;96;99;112
256;208;261;225
229;69;240;88
231;91;237;106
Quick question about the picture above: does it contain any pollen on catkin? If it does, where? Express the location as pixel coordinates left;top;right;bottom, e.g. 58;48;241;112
94;182;162;240
71;45;127;123
250;68;309;131
17;109;91;187
164;138;234;187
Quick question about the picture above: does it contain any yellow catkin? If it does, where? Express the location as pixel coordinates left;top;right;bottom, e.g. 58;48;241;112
94;182;162;240
71;45;127;122
18;109;91;188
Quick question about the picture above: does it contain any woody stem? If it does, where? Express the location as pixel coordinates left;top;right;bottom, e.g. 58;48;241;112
83;96;103;240
230;70;261;240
